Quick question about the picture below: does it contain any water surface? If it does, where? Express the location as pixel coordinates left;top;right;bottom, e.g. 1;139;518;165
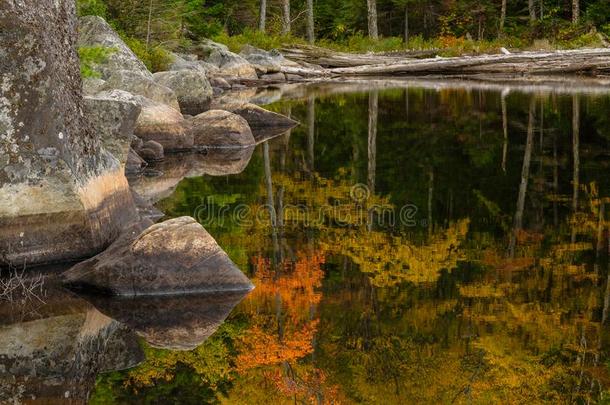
4;82;610;404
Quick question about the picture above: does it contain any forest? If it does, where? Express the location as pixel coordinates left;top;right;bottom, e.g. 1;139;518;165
76;0;610;65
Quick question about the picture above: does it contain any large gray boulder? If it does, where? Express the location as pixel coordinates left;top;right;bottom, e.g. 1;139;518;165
169;52;220;75
62;216;254;296
103;69;180;110
216;103;299;142
239;45;286;75
153;70;213;115
197;40;258;79
134;96;191;151
0;0;138;266
78;15;152;80
188;110;255;149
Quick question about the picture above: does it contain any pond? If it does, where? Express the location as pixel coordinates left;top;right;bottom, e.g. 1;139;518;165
2;82;610;404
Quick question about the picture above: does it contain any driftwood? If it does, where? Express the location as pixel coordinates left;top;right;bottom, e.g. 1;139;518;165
281;44;437;68
329;48;610;76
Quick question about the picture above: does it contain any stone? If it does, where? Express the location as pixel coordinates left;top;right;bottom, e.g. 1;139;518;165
153;70;213;115
217;103;299;143
169;52;220;75
78;16;152;80
285;73;304;81
138;140;165;162
197;40;258;79
0;0;138;266
134;96;191;151
82;77;107;95
126;148;147;175
62;216;254;296
188;110;255;149
239;45;285;74
83;93;142;167
103;70;180;111
209;76;232;89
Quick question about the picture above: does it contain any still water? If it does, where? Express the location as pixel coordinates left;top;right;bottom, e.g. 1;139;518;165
3;82;610;404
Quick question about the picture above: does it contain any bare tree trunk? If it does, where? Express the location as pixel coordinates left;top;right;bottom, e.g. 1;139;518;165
539;0;544;19
500;0;507;35
281;0;291;35
572;95;580;244
259;0;267;32
146;0;154;50
404;5;409;44
509;97;535;258
367;0;379;40
572;0;580;24
306;0;315;44
528;0;536;22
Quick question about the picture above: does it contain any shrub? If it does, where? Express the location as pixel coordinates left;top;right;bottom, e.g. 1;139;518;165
78;45;115;78
122;37;174;73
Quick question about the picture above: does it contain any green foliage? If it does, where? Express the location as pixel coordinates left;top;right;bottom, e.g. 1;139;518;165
213;29;306;53
78;45;115;78
76;0;107;18
122;36;174;72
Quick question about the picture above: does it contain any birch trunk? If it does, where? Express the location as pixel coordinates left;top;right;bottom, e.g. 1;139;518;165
572;0;580;24
367;0;379;40
259;0;267;32
281;0;291;35
306;0;315;44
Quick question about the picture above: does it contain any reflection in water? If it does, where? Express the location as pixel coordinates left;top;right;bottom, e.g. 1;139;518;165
2;83;609;404
145;84;610;404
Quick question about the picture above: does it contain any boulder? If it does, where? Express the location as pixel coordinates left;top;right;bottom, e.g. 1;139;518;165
96;90;191;152
83;93;142;167
188;110;255;149
134;97;191;151
138;140;165;162
153;70;213;115
169;52;220;75
62;216;254;296
78;15;152;80
0;0;138;266
197;40;258;79
126;148;147;175
82;77;107;95
209;76;231;89
216;103;299;142
103;70;180;111
239;45;285;75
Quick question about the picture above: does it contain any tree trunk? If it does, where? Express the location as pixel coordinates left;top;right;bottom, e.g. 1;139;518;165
146;0;154;50
259;0;267;32
499;0;507;35
404;5;409;44
509;97;535;258
306;0;315;44
367;0;379;40
281;0;291;35
528;0;536;22
572;0;579;24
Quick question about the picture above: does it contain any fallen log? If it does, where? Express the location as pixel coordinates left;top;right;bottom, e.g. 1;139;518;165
330;48;610;76
281;44;438;68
